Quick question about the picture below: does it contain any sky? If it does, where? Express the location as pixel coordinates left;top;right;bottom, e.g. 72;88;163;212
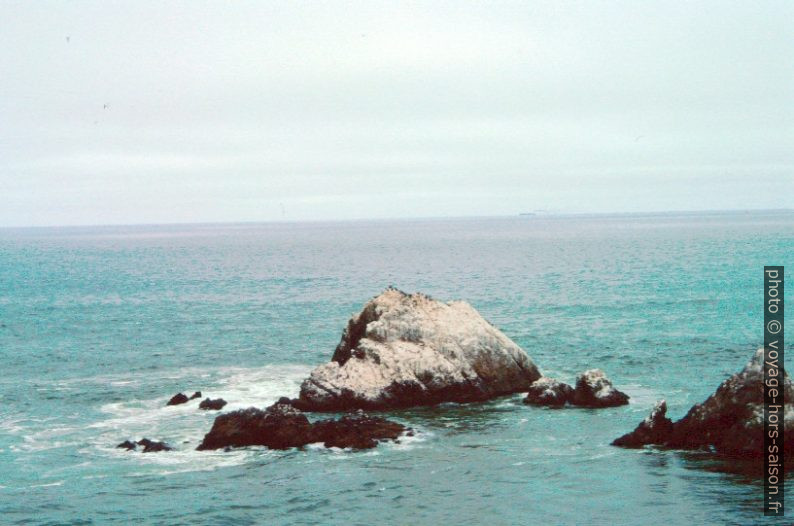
1;1;792;227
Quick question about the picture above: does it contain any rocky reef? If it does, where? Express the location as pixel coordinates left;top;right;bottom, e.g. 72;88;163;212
166;391;202;406
523;369;629;408
612;349;793;458
295;288;541;411
199;398;227;410
122;292;789;463
197;398;407;451
116;438;172;452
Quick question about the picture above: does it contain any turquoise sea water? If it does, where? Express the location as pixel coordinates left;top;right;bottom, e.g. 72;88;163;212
1;212;792;525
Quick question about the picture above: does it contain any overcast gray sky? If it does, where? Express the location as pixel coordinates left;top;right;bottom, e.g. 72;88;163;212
1;1;792;226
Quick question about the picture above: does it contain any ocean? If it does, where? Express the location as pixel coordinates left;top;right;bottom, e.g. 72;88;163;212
1;211;792;525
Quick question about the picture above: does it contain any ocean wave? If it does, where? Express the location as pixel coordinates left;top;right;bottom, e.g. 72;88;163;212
7;364;312;472
619;384;664;408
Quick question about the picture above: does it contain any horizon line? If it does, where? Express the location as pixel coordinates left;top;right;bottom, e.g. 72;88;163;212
1;207;792;231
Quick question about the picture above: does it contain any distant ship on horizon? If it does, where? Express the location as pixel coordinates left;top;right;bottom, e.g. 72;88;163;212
519;210;551;217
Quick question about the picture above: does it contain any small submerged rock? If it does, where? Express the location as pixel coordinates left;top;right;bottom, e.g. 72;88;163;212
166;393;190;406
523;370;629;408
199;398;228;411
611;400;674;447
523;377;573;407
197;401;407;451
116;440;137;450
167;391;203;406
116;438;172;453
612;349;794;459
138;438;172;452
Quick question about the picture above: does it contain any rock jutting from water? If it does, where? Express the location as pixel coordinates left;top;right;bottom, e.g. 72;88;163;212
116;438;172;452
570;369;630;408
166;393;190;406
523;377;573;407
295;288;542;411
199;398;227;410
167;391;202;406
611;400;673;447
196;399;407;451
523;370;629;408
612;349;794;458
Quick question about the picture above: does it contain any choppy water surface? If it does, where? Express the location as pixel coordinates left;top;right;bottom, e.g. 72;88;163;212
1;212;792;525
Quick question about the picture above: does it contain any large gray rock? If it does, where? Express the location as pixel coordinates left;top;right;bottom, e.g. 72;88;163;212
613;349;794;458
296;288;541;411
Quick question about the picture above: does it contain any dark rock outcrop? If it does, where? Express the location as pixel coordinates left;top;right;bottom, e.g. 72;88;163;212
197;402;312;451
138;438;172;452
312;410;406;449
276;396;294;406
297;288;541;411
189;391;202;400
612;349;794;459
116;440;137;450
199;398;228;411
667;349;793;458
197;401;407;451
523;377;573;407
611;400;674;447
166;393;190;406
117;438;172;452
570;369;630;408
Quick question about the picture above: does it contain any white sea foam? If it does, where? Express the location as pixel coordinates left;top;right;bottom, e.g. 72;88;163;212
86;363;313;472
121;447;267;475
7;363;432;475
0;416;27;434
8;364;312;473
620;384;663;408
109;380;138;387
29;481;64;488
385;428;429;451
207;364;312;411
326;448;380;458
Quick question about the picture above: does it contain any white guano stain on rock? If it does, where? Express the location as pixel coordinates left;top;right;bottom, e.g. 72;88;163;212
298;288;541;410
